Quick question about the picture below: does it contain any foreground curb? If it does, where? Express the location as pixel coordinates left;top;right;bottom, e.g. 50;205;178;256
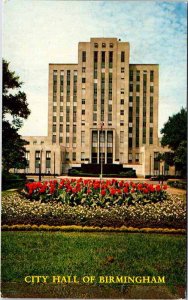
1;224;186;234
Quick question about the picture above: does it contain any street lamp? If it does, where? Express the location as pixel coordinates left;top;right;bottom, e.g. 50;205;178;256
100;122;104;180
150;154;152;176
39;148;43;182
54;151;56;178
99;122;104;198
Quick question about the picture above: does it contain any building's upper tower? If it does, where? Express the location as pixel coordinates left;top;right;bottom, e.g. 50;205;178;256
47;37;159;166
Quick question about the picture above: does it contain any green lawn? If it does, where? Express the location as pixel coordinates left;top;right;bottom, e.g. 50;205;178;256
1;231;186;298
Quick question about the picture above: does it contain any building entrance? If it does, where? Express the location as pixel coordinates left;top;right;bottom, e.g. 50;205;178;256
91;130;113;164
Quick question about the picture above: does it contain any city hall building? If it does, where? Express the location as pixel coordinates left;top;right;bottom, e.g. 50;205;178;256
23;37;174;177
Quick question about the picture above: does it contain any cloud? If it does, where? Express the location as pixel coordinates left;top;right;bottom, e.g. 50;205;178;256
3;1;187;136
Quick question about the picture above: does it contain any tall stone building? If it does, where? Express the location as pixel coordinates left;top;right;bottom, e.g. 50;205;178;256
23;37;174;177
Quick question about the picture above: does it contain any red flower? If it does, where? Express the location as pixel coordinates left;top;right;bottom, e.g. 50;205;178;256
163;185;167;190
110;188;116;195
49;186;55;194
101;189;106;196
143;188;149;194
123;187;128;194
156;185;161;192
148;185;155;192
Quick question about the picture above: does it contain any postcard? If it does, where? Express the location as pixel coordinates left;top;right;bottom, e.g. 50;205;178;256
1;1;187;299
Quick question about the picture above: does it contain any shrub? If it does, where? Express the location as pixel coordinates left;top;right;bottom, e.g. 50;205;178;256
120;170;136;178
69;169;80;175
167;180;187;190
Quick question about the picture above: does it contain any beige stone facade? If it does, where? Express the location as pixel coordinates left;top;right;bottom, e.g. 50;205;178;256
21;37;174;177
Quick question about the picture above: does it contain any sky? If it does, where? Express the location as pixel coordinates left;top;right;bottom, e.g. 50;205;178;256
3;0;187;137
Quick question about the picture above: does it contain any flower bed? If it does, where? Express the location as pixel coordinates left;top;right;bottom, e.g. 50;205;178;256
2;192;186;229
23;178;168;207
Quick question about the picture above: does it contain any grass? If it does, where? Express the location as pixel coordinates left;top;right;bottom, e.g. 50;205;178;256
1;231;186;298
1;185;186;298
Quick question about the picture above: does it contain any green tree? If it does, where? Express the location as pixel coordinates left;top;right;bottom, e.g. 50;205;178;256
2;59;31;173
160;108;187;177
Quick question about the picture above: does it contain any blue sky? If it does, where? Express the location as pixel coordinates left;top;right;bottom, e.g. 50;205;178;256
3;1;187;136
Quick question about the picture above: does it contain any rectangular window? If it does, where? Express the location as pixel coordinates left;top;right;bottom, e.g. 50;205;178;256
59;137;63;143
149;127;153;144
82;99;85;105
46;151;51;169
129;70;133;81
136;84;140;92
66;125;69;132
73;125;76;133
121;67;125;73
82;67;86;73
109;51;113;68
150;85;154;93
120;131;124;143
72;152;76;161
60;106;63;112
60;116;63;122
150;70;154;82
81;152;85;161
93;113;97;121
53;116;56;122
128;153;132;162
120;110;124;115
35;151;40;170
66;114;70;122
101;51;105;68
128;138;132;148
121;51;125;62
52;135;56;143
82;110;85;115
135;153;139;163
53;125;56;132
81;131;85;144
129;107;133;122
120;99;124;105
82;78;86;83
143;128;146;144
53;106;56;112
154;152;159;170
82;51;86;62
136;70;140;81
66;137;69;143
129;84;133;92
108;113;112;121
129;96;133;102
108;104;112;112
94;51;98;63
60;124;63;132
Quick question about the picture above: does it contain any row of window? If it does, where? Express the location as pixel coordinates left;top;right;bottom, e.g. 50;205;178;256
94;42;114;48
128;127;153;148
129;83;154;93
83;50;125;63
129;70;154;82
